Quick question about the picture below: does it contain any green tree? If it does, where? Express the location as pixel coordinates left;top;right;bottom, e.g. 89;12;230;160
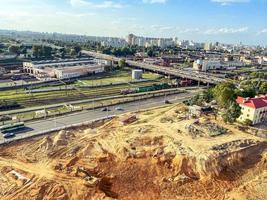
42;46;52;58
213;82;236;108
147;49;154;57
221;102;241;123
238;85;256;98
74;45;81;54
59;48;66;58
8;45;20;56
243;119;253;126
70;49;77;57
32;45;42;58
118;58;126;69
202;88;214;103
259;82;267;94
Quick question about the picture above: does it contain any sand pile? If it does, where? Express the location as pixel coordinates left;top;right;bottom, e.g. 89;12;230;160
37;136;53;151
53;130;75;146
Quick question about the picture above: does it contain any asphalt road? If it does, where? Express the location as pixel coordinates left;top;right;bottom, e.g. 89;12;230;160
0;92;196;143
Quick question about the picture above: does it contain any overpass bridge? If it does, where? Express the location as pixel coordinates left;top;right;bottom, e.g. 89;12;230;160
82;50;224;85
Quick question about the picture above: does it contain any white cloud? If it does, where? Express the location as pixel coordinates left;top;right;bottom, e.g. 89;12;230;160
204;27;248;34
211;0;250;6
176;28;200;34
143;0;167;4
70;0;124;8
257;29;267;35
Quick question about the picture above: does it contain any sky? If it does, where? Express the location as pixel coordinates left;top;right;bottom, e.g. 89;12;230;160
0;0;267;45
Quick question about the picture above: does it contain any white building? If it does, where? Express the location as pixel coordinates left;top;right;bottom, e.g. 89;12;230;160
258;56;267;65
204;43;213;51
54;65;104;79
23;58;107;80
132;69;143;80
193;59;221;71
193;59;244;72
236;95;267;125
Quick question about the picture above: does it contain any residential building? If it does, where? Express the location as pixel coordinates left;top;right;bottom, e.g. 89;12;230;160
126;34;174;48
204;42;213;51
240;56;252;65
127;34;136;45
236;95;267;125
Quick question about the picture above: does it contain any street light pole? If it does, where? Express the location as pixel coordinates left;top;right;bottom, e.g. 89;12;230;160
54;114;57;127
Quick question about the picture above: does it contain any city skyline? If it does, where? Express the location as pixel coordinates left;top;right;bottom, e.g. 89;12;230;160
1;0;267;45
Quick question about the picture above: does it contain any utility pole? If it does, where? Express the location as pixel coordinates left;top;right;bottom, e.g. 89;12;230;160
54;114;57;128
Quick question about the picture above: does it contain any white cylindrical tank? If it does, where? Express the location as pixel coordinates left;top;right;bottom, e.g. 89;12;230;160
132;69;143;80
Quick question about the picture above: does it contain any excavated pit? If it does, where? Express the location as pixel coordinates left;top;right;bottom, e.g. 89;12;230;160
0;104;266;200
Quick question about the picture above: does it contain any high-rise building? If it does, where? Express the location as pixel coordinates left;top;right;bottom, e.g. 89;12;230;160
204;42;212;51
127;34;136;45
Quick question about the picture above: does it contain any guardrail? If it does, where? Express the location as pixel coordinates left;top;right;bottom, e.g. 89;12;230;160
0;115;115;146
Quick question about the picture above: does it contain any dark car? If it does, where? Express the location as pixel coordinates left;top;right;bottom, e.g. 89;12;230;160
101;107;110;112
3;132;16;139
164;100;171;104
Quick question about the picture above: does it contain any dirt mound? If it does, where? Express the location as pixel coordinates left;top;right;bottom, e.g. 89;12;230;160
53;130;75;146
37;136;53;151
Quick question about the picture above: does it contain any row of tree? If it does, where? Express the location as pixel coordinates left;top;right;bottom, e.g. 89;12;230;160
7;44;82;59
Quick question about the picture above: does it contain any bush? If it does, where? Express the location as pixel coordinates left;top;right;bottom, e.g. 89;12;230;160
243;119;253;126
221;102;241;123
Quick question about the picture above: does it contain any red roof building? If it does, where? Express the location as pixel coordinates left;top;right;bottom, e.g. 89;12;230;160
236;95;267;125
236;95;267;109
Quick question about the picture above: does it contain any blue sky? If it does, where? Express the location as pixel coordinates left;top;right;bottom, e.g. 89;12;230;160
0;0;267;45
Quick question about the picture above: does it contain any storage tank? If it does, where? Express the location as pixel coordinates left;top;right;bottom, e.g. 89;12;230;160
132;69;143;80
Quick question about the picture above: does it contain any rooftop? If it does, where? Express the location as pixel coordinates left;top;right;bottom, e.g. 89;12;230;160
236;95;267;109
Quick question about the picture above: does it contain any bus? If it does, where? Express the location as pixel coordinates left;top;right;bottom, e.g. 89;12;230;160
0;122;25;134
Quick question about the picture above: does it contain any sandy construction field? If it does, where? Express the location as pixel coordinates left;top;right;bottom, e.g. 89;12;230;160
0;104;266;200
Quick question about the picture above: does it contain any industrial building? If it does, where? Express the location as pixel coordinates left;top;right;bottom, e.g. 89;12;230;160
193;59;244;72
23;58;109;80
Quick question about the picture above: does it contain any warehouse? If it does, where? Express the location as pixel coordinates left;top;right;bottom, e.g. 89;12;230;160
23;58;108;80
54;65;105;79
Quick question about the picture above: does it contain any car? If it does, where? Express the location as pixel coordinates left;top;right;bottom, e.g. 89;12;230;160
164;100;171;104
101;107;110;112
115;107;123;111
3;132;16;139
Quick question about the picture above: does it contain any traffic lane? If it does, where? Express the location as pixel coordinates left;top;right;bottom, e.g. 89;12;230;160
26;92;192;132
26;93;178;128
1;92;194;142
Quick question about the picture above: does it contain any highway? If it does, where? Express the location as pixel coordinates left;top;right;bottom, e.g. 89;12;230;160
0;91;196;144
82;50;225;84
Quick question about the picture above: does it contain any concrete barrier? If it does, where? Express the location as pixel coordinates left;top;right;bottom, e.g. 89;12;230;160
0;115;115;146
